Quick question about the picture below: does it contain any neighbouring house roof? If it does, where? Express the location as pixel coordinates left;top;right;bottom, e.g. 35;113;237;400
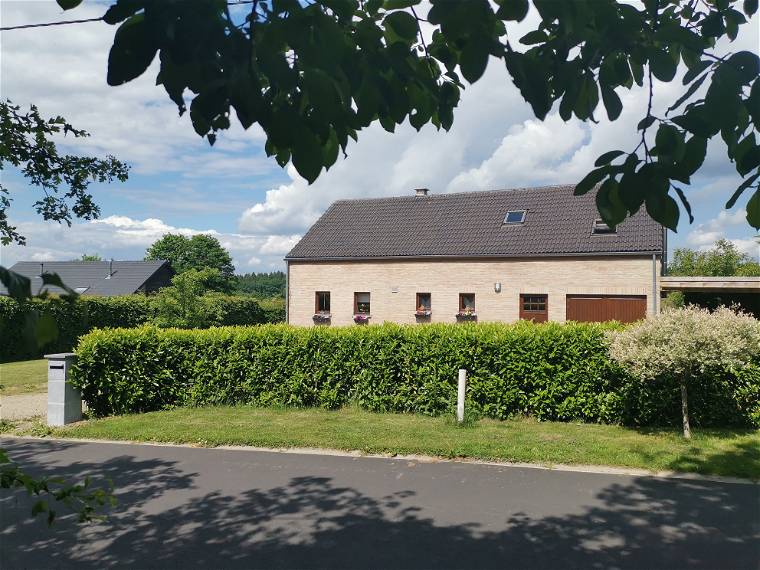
0;260;171;296
286;185;665;261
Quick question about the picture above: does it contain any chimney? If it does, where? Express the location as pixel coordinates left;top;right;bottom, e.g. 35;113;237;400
415;188;430;197
39;262;44;277
106;258;114;279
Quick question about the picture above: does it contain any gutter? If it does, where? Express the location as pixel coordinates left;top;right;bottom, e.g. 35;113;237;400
285;251;665;262
285;259;290;324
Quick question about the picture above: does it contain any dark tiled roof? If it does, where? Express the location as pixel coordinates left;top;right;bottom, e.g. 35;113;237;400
1;260;170;296
286;185;665;260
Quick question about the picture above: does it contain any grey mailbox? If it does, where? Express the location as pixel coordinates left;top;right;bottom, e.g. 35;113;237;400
45;353;82;426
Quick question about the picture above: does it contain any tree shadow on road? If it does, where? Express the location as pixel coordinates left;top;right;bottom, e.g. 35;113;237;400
1;440;758;569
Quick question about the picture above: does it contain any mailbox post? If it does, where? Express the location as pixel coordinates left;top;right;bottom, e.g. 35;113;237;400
45;353;82;426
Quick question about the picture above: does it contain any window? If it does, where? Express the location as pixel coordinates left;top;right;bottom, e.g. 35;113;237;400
416;292;431;312
315;291;330;313
592;219;617;235
459;293;475;311
521;294;547;312
354;292;371;314
503;210;526;224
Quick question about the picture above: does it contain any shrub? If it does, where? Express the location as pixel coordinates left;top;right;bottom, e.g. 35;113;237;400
153;268;222;328
607;306;760;437
0;293;272;362
72;321;760;427
661;291;685;310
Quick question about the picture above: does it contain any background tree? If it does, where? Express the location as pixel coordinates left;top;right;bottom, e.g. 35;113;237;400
153;268;221;328
668;238;760;276
0;100;129;246
76;254;103;262
56;0;760;231
234;271;286;298
607;305;760;438
145;233;235;291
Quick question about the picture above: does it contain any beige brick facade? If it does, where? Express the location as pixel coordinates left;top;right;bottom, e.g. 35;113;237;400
287;256;661;326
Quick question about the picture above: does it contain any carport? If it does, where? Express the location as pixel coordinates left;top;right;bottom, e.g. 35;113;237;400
660;276;760;317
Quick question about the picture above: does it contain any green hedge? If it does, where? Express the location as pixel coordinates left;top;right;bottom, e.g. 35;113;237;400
0;295;276;362
72;322;760;427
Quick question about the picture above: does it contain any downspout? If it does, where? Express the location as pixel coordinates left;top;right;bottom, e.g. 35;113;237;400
285;259;290;324
652;253;658;316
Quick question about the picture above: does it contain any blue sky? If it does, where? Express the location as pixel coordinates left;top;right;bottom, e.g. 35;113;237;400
1;1;759;272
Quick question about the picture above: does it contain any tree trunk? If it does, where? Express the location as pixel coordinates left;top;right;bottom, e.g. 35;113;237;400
680;378;691;439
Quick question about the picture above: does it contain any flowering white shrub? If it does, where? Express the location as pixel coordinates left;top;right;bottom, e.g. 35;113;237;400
607;305;760;437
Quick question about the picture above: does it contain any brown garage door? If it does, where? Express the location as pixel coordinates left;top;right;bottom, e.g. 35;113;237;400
566;295;647;323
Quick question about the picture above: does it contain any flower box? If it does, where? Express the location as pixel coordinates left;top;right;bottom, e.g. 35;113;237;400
455;311;477;321
312;313;331;323
353;314;370;324
415;310;432;317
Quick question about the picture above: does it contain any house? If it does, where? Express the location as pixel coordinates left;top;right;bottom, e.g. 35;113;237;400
0;260;173;296
285;185;666;326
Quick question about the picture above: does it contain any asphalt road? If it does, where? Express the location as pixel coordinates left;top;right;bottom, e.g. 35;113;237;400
1;438;758;569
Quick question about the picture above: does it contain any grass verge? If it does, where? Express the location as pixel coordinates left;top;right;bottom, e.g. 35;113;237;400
0;359;47;396
18;406;759;480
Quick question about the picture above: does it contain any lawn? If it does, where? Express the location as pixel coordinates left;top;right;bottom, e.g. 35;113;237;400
45;406;760;479
0;360;47;396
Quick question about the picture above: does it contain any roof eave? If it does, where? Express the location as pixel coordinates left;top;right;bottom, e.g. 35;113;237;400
285;250;665;262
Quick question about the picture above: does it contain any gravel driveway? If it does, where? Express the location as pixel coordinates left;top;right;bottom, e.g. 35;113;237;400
0;392;47;421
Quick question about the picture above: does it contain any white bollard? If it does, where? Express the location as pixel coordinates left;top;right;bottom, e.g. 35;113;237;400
46;353;82;426
457;369;467;423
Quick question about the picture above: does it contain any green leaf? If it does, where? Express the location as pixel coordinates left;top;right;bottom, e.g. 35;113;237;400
574;167;607;196
646;192;680;231
677;136;708;180
0;267;32;300
746;189;760;229
574;74;599;120
747;79;760;128
383;0;420;9
596;179;627;226
745;0;759;17
682;60;712;85
107;14;158;86
496;0;530;21
637;116;656;131
291;128;324;184
102;0;143;25
505;52;551;119
56;0;82;9
41;273;78;297
594;150;625;167
673;186;694;224
519;30;547;45
649;48;677;82
459;36;490;84
384;12;418;42
601;85;622;121
737;145;760;176
667;73;709;114
654;124;681;157
323;129;340;170
725;170;760;208
672;108;720;138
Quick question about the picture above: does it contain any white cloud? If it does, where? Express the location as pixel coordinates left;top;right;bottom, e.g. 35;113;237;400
685;209;757;254
259;235;301;255
0;216;297;272
0;1;269;176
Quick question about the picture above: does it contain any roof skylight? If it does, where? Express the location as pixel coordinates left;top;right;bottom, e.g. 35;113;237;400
503;210;526;224
591;219;617;235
